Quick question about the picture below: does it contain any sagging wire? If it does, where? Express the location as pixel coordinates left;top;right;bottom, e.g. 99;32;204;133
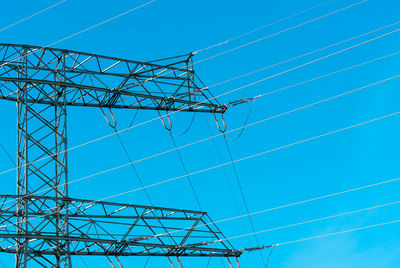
176;257;183;268
265;246;274;268
99;106;179;251
213;112;266;267
143;257;150;268
172;113;197;137
193;0;334;54
128;109;139;128
106;255;119;268
157;110;203;211
79;256;89;268
227;96;259;141
205;117;256;253
226;257;241;268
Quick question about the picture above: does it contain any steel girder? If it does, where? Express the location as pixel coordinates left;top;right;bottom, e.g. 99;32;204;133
0;44;236;267
0;43;226;113
0;195;241;259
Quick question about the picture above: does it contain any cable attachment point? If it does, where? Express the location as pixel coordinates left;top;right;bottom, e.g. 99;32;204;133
157;110;173;131
100;106;117;130
213;112;227;133
227;95;262;108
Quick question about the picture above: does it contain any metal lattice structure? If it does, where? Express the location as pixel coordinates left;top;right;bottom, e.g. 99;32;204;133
0;43;239;267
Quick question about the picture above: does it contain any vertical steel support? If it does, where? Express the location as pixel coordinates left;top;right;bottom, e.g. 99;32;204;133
15;51;71;267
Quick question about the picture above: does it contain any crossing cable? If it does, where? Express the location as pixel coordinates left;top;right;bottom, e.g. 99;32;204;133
194;0;368;64
0;140;35;193
72;173;400;245
274;218;400;247
157;110;204;210
69;174;400;244
0;141;13;193
5;105;400;233
265;246;274;268
208;20;400;89
170;131;203;210
118;0;369;93
96;109;400;204
205;117;257;261
0;0;67;33
194;0;335;53
194;199;400;249
100;107;179;249
205;118;246;226
3;57;399;206
221;130;266;266
1;16;398;180
228;98;256;141
0;0;156;69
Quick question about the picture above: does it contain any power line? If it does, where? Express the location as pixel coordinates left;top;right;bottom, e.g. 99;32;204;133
169;132;203;210
221;200;400;243
275;218;400;247
1;16;397;180
194;0;368;64
119;0;369;93
0;0;156;69
194;0;335;53
213;25;400;101
195;199;400;248
2;106;399;242
208;20;400;89
222;134;266;266
4;105;398;233
4;69;399;206
0;0;67;33
99;109;400;202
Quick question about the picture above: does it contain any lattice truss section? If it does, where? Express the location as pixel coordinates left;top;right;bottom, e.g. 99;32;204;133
0;43;236;267
0;43;226;112
0;196;241;258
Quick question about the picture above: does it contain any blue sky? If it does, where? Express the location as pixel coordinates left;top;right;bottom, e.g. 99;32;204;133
1;0;400;267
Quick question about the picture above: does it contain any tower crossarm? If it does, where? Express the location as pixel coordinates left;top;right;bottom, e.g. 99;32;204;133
0;43;227;113
0;195;241;258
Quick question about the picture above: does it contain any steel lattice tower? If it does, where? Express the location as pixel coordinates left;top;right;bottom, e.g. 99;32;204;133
0;43;241;267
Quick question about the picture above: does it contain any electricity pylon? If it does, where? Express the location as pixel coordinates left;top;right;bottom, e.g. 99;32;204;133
0;43;240;267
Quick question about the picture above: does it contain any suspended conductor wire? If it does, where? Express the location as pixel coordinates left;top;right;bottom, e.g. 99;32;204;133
85;173;400;245
275;218;400;247
229;98;257;141
128;109;140;128
184;199;400;249
172;113;196;137
217;217;400;250
55;172;400;243
194;0;368;64
205;117;256;256
0;0;67;33
205;118;245;225
0;141;13;192
0;141;15;166
194;0;335;53
97;109;400;202
3;109;400;238
4;68;400;206
118;0;369;94
265;246;274;268
1;16;398;179
100;107;178;247
170;132;203;210
0;0;156;69
221;132;267;267
208;20;400;89
157;110;204;210
212;25;400;101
